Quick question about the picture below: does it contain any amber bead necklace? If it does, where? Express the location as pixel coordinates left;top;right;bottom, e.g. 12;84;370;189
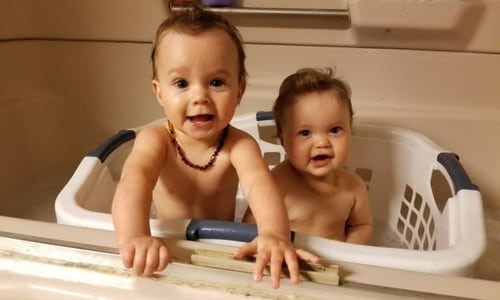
167;120;228;170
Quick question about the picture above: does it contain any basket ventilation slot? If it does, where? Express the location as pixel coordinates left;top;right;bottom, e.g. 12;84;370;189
263;152;281;166
397;185;436;251
354;168;373;191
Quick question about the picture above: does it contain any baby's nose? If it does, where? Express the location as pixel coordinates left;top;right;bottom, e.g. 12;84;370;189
191;86;210;104
315;134;331;148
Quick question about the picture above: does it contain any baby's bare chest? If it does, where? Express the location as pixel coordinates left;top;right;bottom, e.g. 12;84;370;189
153;160;239;218
286;190;355;224
161;159;237;194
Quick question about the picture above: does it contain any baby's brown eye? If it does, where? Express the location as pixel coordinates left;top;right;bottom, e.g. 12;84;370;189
330;126;342;134
175;80;188;88
210;79;225;87
298;130;310;137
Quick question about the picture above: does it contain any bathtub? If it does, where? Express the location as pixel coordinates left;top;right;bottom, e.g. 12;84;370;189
0;216;349;299
3;216;499;299
55;111;485;276
2;0;500;287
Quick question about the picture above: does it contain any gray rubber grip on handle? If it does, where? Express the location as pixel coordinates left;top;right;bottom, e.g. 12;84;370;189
186;219;258;242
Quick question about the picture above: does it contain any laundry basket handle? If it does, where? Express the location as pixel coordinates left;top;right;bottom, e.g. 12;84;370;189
256;110;273;121
186;219;258;242
87;130;136;162
186;219;297;242
437;152;478;192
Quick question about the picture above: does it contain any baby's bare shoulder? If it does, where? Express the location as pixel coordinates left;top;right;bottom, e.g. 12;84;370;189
137;123;167;138
227;125;255;140
271;161;297;185
339;169;366;190
225;126;260;151
341;170;369;205
120;124;170;176
126;124;170;164
134;124;168;146
271;160;289;176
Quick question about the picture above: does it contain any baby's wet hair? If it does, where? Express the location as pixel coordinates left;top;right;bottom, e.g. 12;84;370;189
272;67;353;136
151;3;247;81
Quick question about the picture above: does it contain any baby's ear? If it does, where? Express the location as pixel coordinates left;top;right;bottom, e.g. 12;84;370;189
237;79;246;104
152;80;162;105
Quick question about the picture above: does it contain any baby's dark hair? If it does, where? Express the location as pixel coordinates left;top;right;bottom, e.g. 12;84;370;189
151;4;247;81
272;67;352;136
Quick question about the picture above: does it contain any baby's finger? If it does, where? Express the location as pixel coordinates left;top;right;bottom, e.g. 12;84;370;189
269;249;284;289
120;245;135;269
253;249;270;283
285;250;300;284
296;248;319;263
234;240;257;259
143;246;160;276
157;245;170;271
132;247;147;275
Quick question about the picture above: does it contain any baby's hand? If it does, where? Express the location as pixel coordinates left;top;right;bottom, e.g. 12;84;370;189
234;232;318;288
118;235;170;276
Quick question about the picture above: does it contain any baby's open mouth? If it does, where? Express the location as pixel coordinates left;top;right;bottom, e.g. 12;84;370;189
188;114;214;122
312;154;332;161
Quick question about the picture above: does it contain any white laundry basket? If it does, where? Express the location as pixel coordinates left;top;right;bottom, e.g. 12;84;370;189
55;111;485;276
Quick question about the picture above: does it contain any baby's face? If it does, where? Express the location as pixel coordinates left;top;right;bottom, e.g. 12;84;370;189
152;28;245;139
280;90;352;177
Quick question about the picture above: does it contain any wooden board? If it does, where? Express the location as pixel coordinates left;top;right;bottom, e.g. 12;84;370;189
191;248;339;286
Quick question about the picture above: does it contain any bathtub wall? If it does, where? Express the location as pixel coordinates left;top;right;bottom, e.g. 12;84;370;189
0;1;167;218
1;0;499;219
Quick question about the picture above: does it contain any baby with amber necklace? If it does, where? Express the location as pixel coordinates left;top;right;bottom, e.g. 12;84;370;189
111;5;318;289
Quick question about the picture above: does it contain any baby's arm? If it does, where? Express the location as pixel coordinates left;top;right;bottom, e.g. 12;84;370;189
345;175;373;244
112;126;170;275
241;164;285;225
241;205;256;224
230;131;317;288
